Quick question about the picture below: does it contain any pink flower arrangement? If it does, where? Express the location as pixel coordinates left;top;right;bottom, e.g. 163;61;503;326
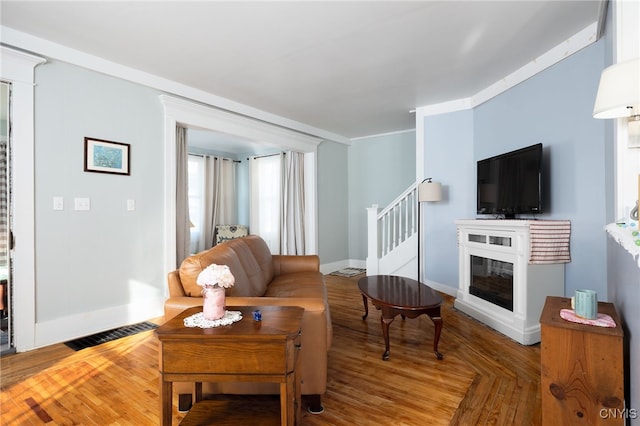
196;264;235;290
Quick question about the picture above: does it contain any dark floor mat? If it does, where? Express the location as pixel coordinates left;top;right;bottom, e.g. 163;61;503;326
64;321;158;351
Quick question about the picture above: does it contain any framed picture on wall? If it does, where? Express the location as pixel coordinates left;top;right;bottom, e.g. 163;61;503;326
84;137;130;175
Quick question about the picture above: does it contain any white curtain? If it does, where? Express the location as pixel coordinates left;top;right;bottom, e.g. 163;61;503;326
250;154;282;254
0;83;7;270
203;156;237;247
175;126;191;265
187;155;204;254
189;155;237;253
249;151;306;255
281;151;305;255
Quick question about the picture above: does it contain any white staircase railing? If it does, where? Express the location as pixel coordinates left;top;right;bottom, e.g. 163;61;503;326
366;182;419;278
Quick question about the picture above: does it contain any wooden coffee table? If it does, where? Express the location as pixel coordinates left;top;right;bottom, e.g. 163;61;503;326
154;305;304;426
358;275;444;361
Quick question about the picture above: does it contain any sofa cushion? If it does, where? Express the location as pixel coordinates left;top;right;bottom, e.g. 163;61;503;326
240;235;274;284
178;236;272;298
265;272;326;299
222;238;269;297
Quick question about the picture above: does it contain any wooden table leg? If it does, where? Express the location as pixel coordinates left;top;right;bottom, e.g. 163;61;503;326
361;294;369;320
280;382;288;426
194;382;203;403
160;377;172;426
427;307;444;360
380;314;395;361
281;372;297;426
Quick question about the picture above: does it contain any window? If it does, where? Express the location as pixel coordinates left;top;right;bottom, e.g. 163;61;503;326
250;154;282;254
187;155;204;253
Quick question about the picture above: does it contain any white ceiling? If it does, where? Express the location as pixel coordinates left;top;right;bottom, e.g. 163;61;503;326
0;1;605;140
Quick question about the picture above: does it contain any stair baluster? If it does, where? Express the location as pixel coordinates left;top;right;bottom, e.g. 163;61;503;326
366;182;420;279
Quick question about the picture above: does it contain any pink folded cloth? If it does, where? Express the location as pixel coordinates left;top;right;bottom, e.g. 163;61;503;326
560;309;617;328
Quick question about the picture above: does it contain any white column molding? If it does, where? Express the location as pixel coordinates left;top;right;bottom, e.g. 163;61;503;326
1;46;46;352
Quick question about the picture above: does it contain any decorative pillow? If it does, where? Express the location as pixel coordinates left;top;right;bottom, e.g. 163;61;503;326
215;225;248;245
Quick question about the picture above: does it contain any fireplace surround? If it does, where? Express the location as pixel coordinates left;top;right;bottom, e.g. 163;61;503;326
455;220;566;345
469;255;514;311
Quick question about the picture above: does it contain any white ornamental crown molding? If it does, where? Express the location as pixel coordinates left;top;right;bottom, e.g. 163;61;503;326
0;46;46;82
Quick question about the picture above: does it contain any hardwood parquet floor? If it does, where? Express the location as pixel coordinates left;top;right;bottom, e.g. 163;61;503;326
0;273;541;425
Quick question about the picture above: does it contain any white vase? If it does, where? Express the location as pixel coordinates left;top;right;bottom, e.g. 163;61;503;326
203;286;226;320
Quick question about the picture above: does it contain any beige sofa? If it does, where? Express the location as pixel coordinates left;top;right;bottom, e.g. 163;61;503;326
164;235;332;413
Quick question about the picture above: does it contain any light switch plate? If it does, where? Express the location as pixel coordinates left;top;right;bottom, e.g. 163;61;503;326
127;199;135;211
53;197;64;210
74;197;90;211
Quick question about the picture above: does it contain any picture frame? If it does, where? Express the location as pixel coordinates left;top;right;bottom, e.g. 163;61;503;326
84;137;130;175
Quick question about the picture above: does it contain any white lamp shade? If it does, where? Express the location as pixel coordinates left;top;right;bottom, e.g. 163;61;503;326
418;181;442;202
593;57;640;119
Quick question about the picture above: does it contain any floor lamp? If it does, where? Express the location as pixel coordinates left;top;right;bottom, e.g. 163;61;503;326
418;178;442;283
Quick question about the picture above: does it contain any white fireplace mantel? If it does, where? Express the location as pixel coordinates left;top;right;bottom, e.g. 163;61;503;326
455;219;566;345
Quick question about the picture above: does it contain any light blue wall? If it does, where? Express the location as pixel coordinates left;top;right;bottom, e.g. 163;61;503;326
34;60;165;322
317;140;349;263
423;110;474;289
348;131;415;260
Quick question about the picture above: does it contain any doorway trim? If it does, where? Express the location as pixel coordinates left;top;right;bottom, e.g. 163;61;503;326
0;47;45;352
160;95;322;278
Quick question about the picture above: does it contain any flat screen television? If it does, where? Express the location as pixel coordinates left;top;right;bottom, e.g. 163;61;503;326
477;143;543;219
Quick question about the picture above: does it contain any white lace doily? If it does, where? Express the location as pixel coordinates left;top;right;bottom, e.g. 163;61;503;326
605;223;640;267
183;310;243;328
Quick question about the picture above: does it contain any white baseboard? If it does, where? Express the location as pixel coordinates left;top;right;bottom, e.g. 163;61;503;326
34;298;164;349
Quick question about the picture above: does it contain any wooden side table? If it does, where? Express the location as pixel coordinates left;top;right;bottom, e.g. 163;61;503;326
155;305;304;426
540;296;625;425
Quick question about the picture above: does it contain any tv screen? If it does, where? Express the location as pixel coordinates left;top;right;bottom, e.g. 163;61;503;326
477;143;543;218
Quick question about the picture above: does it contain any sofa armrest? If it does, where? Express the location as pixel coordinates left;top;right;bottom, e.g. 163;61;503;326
167;270;187;297
272;255;319;275
163;296;203;321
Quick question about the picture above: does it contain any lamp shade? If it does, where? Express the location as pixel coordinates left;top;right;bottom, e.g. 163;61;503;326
418;181;442;202
593;57;640;119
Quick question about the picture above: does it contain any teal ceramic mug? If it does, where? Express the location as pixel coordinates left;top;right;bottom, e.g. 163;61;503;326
571;289;598;319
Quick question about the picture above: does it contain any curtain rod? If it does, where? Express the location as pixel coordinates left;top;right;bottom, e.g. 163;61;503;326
247;152;286;161
188;153;241;163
